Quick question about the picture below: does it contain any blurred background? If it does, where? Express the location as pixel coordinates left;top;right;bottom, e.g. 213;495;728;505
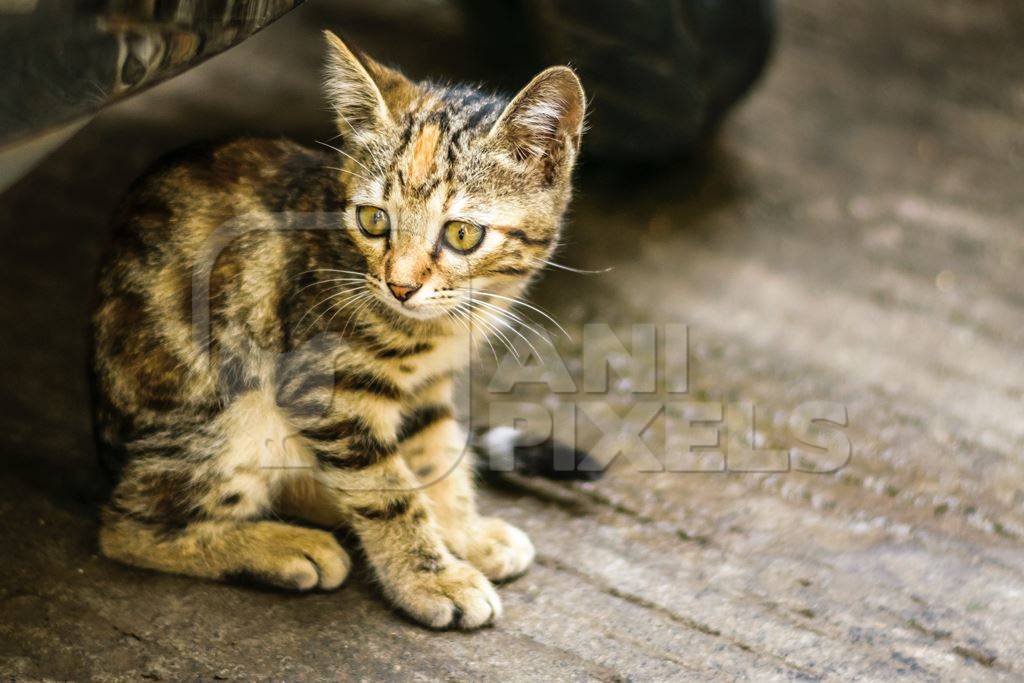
1;1;1023;679
0;0;774;184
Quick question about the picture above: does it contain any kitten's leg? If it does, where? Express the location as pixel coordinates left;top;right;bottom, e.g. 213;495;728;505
298;451;501;628
99;433;350;591
280;376;499;628
100;514;351;591
400;379;535;582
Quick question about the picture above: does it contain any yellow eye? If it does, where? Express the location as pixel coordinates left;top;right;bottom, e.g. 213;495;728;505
356;205;390;237
443;220;485;253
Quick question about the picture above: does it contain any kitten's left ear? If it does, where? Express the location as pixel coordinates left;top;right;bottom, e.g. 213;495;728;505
490;66;586;173
322;30;415;132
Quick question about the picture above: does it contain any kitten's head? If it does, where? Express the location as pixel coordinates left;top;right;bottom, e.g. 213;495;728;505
322;31;585;321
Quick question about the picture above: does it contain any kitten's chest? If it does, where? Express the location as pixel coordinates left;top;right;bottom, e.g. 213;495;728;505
383;333;470;392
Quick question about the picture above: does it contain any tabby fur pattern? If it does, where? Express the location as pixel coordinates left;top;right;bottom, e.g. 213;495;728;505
91;31;585;629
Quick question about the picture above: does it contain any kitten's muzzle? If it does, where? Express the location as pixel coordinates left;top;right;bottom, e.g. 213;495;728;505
387;282;421;302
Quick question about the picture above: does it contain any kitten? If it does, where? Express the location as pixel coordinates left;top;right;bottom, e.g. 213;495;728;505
90;31;585;629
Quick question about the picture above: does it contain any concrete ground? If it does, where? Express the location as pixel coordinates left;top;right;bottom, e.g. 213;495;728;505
2;0;1023;679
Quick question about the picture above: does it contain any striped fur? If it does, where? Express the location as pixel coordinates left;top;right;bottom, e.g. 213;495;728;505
90;32;584;629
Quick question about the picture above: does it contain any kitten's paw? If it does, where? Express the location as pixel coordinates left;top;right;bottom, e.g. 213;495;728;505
465;517;535;582
389;560;501;629
234;525;351;592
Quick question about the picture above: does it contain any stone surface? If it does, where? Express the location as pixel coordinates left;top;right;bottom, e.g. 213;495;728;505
2;1;1023;680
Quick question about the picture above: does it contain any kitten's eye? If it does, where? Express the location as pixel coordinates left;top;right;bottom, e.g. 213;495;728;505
443;220;485;253
356;205;390;237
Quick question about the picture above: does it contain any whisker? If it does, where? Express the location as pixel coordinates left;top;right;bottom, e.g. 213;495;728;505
332;112;358;138
463;296;556;349
453;304;499;364
289;268;370;282
445;307;473;338
318;141;389;181
325;166;373;185
533;258;613;275
302;290;369;338
327;291;373;334
288;276;368;300
295;285;367;335
457;288;572;341
463;306;520;362
316;140;376;177
341;293;378;338
467;301;544;361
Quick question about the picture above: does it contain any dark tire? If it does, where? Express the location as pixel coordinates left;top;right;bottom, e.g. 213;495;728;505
459;0;775;161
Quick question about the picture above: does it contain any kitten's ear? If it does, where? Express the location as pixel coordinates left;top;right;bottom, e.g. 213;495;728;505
322;31;414;132
490;66;586;169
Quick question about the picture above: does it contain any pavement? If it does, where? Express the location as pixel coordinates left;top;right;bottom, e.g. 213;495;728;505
1;0;1023;679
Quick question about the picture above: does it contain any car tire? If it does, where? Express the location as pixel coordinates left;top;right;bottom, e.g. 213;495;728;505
459;0;775;161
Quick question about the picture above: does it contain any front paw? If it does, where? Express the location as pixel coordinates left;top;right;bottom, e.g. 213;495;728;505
227;524;351;592
386;559;501;630
465;517;535;583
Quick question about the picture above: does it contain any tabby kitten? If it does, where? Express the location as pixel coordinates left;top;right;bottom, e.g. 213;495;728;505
91;32;585;629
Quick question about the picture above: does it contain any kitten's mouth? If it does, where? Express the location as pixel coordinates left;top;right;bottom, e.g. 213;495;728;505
373;289;449;321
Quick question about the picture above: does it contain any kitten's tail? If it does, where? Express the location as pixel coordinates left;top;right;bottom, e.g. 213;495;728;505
472;427;604;483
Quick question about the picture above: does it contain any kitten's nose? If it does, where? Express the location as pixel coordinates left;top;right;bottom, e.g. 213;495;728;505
387;282;421;302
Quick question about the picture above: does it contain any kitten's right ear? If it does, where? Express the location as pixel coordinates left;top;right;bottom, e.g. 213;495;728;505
322;31;413;132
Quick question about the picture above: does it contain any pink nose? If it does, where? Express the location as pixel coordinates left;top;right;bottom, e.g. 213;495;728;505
387;282;421;302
